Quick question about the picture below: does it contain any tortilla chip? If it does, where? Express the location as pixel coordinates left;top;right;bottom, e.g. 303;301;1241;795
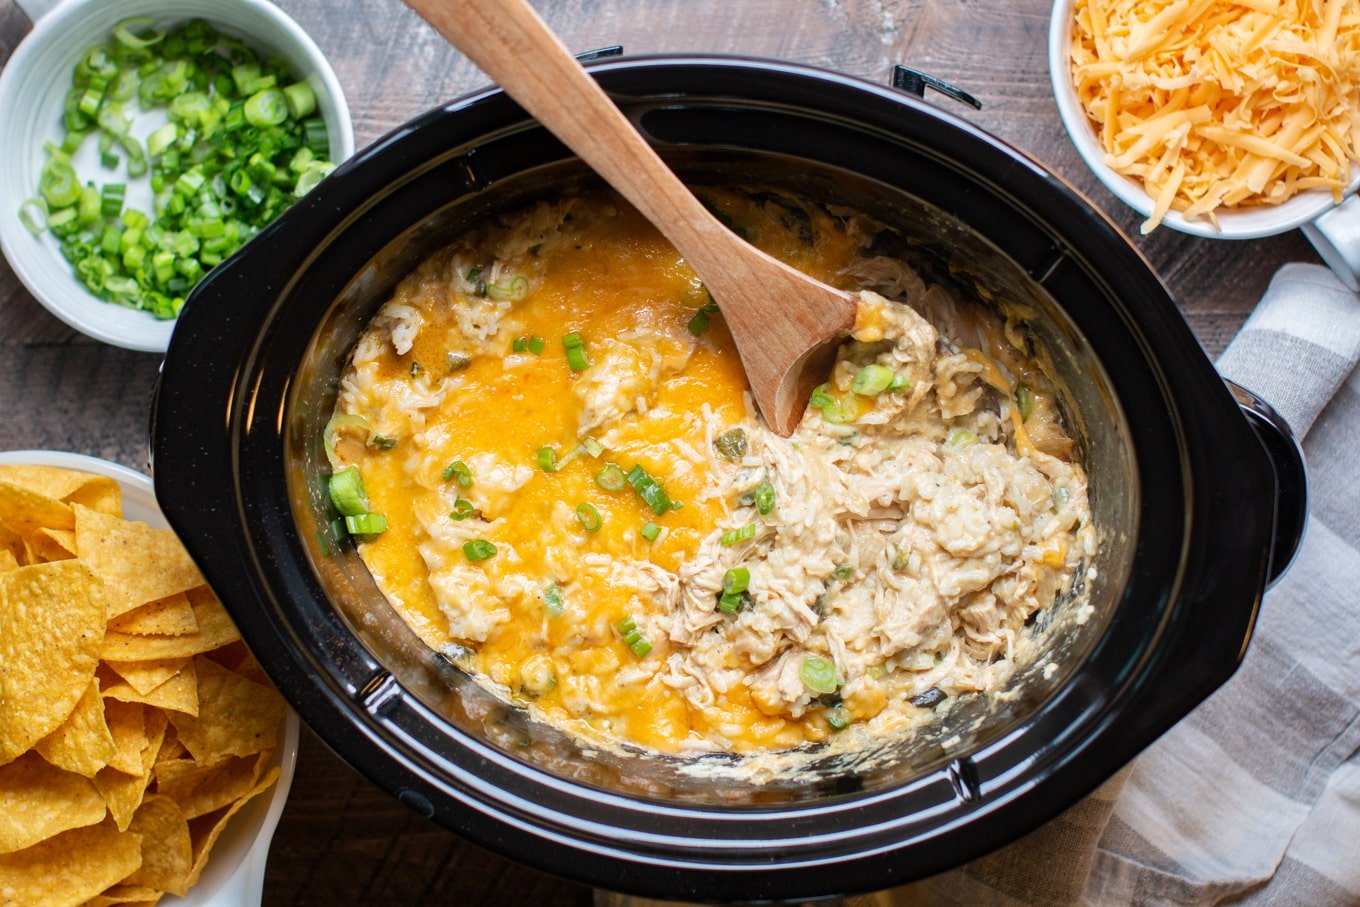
33;682;116;778
157;752;271;820
74;505;203;620
102;663;198;718
101;596;240;662
105;658;191;698
168;658;284;765
0;560;106;764
122;795;192;897
0;752;107;854
94;711;166;832
0;481;75;535
184;766;281;889
0;549;17;574
107;593;198;637
0;821;143;907
0;464;121;516
29;527;77;562
155;733;186;766
103;701;147;776
83;885;162;906
0;523;25;568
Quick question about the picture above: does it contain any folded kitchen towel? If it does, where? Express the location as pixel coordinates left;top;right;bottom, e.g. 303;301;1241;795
851;262;1360;907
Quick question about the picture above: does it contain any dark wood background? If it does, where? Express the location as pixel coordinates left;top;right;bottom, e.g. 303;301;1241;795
0;0;1320;903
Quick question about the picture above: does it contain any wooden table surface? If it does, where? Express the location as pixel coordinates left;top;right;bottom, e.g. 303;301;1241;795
0;0;1323;903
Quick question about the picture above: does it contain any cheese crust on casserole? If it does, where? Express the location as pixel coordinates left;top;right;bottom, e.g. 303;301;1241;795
332;191;1095;755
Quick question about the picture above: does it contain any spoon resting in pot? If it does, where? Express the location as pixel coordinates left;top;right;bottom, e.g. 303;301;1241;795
403;0;858;436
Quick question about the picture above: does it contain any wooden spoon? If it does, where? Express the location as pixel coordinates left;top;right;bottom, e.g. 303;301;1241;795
404;0;858;436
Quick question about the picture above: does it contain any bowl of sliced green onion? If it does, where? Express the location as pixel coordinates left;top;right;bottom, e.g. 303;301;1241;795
0;0;354;353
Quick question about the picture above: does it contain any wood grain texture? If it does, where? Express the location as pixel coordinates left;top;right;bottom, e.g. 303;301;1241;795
0;0;1325;903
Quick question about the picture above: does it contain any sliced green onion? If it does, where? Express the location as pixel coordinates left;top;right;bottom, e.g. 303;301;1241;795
39;160;81;208
581;437;604;458
537;446;559;472
595;464;626;492
826;705;851;730
948;429;978;448
328;466;369;517
1016;385;1035;421
640;521;661;542
1052;486;1071;511
463;539;497;562
244;87;288;127
543;583;565;617
753;479;776;516
343;512;387;537
822;395;860;424
283;81;317;119
443;460;473;488
512;336;528;352
99;150;119;170
616;616;652;658
113;17;165;49
563;332;590;372
100;183;125;217
450;498;474;520
303;117;329;154
888;374;911;393
625;464;671;515
713;428;747;461
720;523;756;547
293;161;334;196
716;591;744;614
833;565;855;580
527;335;546;355
687;297;720;336
851;363;895;395
799;655;838;694
18;198;47;236
321;412;368;469
487;275;529;302
575;502;602;532
722;567;750;595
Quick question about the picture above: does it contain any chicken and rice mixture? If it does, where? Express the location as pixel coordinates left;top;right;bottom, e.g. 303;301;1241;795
328;191;1096;755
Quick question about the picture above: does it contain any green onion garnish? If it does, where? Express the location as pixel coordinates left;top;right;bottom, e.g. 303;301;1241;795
581;437;604;458
753;479;776;516
948;429;979;448
888;374;911;393
512;336;528;352
449;499;474;520
713;428;747;461
563;332;590;372
1052;487;1071;511
822;395;861;424
463;539;497;562
327;466;368;517
799;655;838;694
826;705;851;730
543;583;565;617
1016;385;1035;421
575;502;602;532
527;335;546;355
343;512;387;537
283;82;316;119
537;446;559;472
851;363;895;395
625;465;671;515
443;460;473;488
244;87;288;127
722;567;750;595
640;521;661;542
720;523;756;547
595;464;626;492
833;565;855;580
716;592;744;614
487;275;529;302
616;616;652;658
687;295;720;336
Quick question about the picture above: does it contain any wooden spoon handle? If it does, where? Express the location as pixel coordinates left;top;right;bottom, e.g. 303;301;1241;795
405;0;727;266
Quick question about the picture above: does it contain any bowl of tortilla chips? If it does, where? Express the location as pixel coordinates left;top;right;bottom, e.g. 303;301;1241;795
0;450;298;907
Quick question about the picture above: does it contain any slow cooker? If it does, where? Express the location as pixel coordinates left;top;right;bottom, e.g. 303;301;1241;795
149;57;1306;902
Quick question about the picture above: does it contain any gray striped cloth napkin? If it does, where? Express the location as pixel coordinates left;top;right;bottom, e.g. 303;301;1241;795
854;262;1360;907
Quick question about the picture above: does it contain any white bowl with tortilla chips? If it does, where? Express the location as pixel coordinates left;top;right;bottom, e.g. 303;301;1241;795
0;449;298;907
1048;0;1360;288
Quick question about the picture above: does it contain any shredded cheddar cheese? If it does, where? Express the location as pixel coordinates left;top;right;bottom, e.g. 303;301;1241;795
1069;0;1360;232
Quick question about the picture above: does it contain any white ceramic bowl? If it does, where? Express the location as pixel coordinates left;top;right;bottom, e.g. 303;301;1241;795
0;449;301;907
0;0;355;353
1047;0;1360;263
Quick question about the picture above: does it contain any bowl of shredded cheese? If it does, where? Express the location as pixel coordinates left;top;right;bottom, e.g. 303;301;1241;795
1049;0;1360;242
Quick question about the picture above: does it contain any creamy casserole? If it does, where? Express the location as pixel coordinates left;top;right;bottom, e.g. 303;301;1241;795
328;190;1095;754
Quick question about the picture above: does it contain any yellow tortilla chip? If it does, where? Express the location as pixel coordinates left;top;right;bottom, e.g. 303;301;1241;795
0;821;143;907
0;524;25;568
0;752;107;854
83;885;161;906
33;682;116;778
107;593;198;637
0;560;106;764
103;701;147;776
74;504;203;620
102;663;199;717
169;658;285;765
101;594;240;662
157;752;272;820
0;481;75;535
95;711;166;832
28;527;77;562
123;795;192;897
0;464;121;516
184;766;281;889
0;549;17;573
106;658;191;697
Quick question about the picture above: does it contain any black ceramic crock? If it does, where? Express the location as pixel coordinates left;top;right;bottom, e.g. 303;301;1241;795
149;57;1307;902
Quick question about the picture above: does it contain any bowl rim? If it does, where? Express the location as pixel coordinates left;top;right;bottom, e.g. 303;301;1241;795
1046;0;1359;239
0;0;356;353
0;447;300;907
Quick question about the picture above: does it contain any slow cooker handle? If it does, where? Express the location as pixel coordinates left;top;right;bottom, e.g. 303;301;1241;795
1224;380;1308;588
1301;194;1360;291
